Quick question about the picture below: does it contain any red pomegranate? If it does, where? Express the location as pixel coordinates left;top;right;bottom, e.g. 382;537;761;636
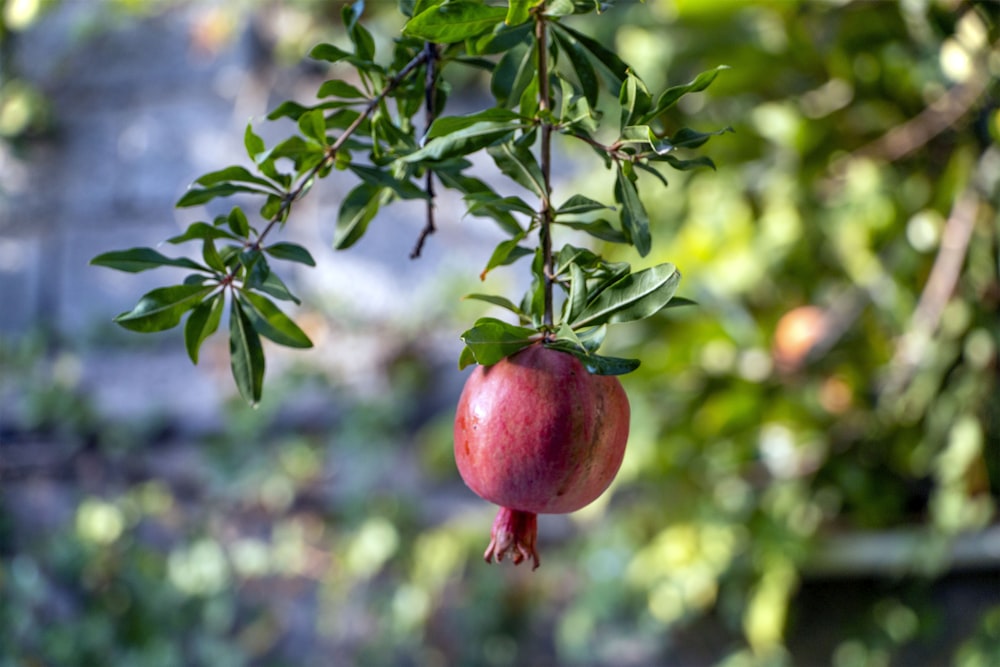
453;344;630;569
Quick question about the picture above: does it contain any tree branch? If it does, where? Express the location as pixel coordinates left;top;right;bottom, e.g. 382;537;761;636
256;47;432;249
411;42;440;260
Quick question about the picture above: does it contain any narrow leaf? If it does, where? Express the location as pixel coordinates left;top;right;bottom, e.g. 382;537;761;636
459;317;539;366
167;222;239;245
264;242;316;266
487;141;546;197
229;298;265;405
550;23;629;91
237;291;313;349
91;247;209;274
571;263;681;329
335;183;383;249
463;293;527;320
195;165;277;190
614;165;651;256
401;121;523;163
114;284;216;333
644;65;729;122
176;183;268;208
185;292;224;364
555;218;627;244
556;194;613;216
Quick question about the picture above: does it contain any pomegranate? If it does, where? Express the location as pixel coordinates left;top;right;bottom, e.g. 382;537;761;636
453;344;630;569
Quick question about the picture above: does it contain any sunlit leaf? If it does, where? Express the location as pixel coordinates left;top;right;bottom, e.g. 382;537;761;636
570;263;680;328
404;1;507;42
505;0;535;25
459;317;540;366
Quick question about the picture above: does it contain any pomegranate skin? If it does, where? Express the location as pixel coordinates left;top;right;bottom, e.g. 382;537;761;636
453;344;630;515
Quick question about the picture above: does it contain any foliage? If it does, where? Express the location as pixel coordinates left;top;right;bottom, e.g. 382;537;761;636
91;0;728;405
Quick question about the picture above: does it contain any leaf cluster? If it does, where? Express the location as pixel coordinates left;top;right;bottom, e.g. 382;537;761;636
91;0;728;402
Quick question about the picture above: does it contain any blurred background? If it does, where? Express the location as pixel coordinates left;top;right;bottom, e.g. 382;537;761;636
1;0;998;665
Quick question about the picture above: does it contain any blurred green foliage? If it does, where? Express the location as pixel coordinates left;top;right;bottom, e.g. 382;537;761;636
1;0;999;666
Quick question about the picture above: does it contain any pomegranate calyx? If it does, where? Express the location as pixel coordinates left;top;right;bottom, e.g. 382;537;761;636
484;507;540;570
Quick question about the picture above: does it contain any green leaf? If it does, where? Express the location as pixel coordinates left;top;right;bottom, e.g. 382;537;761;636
202;239;227;273
425;109;523;140
176;183;269;208
463;293;528;321
570;263;681;329
614;164;651;256
310;42;353;64
491;42;534;108
619;125;674;155
566;262;588;323
487;140;546;197
458;344;477;370
348;164;427;200
401;120;524;163
184;292;224;364
550;23;629;92
619;72;652;129
91;247;210;274
404;1;507;42
317;79;368;99
114;284;216;333
552;28;599;107
228;206;251;237
167;222;240;245
655;154;717;171
236;291;312;349
264;242;316;267
505;0;535;25
298;109;329;146
465;193;535;218
643;65;729;123
480;235;533;280
335;183;383;249
472;20;532;55
257;270;301;305
549;344;640;375
229;298;265;405
556;194;613;216
195;165;277;191
669;126;733;149
459;317;539;366
555;218;627;244
244;123;266;159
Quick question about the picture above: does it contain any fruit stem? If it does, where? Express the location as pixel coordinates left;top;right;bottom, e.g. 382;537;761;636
484;507;540;570
535;14;555;330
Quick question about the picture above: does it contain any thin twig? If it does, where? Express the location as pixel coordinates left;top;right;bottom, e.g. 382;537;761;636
411;42;440;260
882;186;981;396
255;48;432;248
